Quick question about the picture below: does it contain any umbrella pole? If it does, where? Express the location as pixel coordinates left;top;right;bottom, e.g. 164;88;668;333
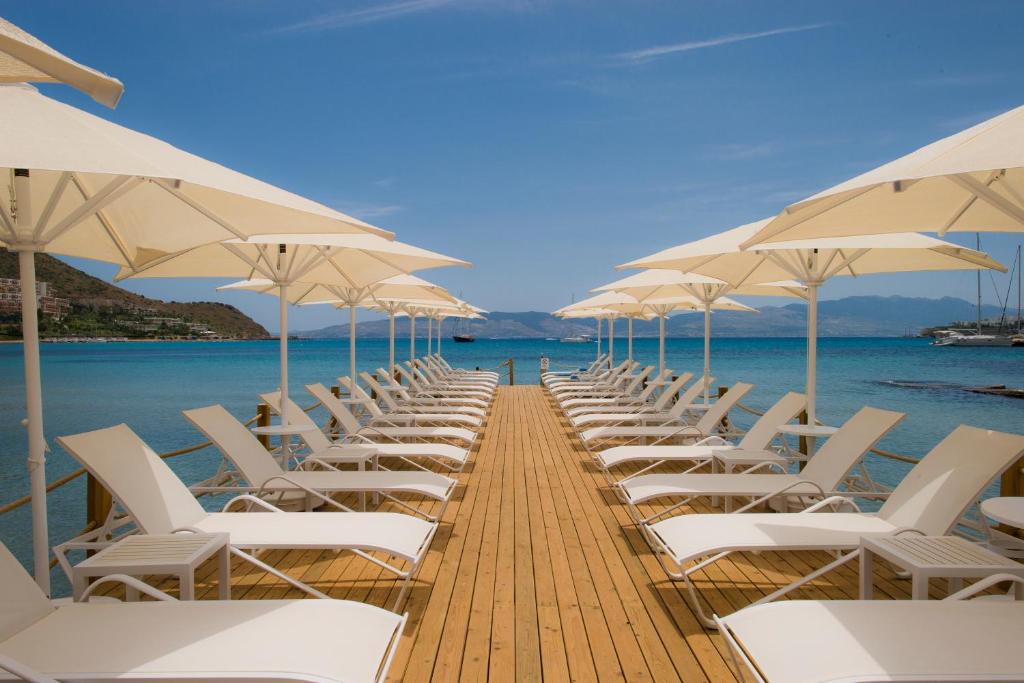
628;318;633;362
703;303;711;404
596;318;602;362
279;284;289;424
349;303;357;385
388;310;396;374
437;318;443;359
427;317;433;356
609;318;615;366
18;248;50;595
806;282;819;428
410;314;416;363
658;315;665;377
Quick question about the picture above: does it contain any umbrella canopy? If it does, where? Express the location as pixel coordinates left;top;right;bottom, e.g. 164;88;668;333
741;104;1024;245
622;218;1004;427
595;269;803;401
0;86;390;594
219;274;459;382
122;234;466;421
0;17;123;107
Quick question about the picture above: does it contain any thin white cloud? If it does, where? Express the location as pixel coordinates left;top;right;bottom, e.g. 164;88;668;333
333;201;404;219
271;0;458;33
615;23;830;64
270;0;548;34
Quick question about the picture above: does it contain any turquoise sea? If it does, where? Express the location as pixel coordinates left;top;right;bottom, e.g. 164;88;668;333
1;336;1023;594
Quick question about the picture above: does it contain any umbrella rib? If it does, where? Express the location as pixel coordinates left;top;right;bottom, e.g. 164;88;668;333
939;170;1001;234
226;242;275;281
32;171;72;240
0;199;15;241
740;184;876;248
822;249;869;280
286;246;323;282
68;174;134;268
316;245;368;290
41;175;140;244
948;173;1024;228
150;180;249;240
728;255;769;289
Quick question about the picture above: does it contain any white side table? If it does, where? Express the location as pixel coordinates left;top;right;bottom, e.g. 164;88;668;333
859;534;1024;600
72;533;231;602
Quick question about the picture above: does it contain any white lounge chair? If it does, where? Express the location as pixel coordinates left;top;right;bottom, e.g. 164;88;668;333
430;354;499;380
594;391;807;482
338;376;483;429
411;361;495;393
644;424;1024;626
580;380;750;450
542;353;608;382
384;367;489;409
360;371;487;419
183;404;457;520
716;574;1024;683
568;373;702;430
261;391;472;473
308;383;478;448
556;366;655;408
547;361;636;395
57;424;438;609
417;358;497;388
0;542;407;683
544;359;630;390
398;365;492;402
561;367;666;413
618;405;905;520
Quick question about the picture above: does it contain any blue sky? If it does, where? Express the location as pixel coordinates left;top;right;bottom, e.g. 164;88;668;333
7;1;1024;332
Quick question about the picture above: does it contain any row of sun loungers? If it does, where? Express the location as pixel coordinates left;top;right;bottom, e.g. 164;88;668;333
547;362;1024;681
13;353;495;682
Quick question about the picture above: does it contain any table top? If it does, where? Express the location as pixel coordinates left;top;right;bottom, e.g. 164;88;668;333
861;535;1022;571
251;424;318;436
75;533;229;571
777;424;838;438
981;497;1024;529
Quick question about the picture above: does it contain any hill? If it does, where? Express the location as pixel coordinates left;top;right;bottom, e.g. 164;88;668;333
295;296;1011;339
0;251;269;339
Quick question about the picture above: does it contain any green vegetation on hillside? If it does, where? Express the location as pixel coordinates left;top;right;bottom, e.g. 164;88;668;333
0;251;269;340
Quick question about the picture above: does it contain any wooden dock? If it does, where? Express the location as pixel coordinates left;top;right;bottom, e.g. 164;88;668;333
150;385;930;682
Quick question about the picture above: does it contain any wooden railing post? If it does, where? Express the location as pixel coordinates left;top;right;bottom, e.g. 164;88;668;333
508;358;514;385
256;403;271;449
85;473;112;531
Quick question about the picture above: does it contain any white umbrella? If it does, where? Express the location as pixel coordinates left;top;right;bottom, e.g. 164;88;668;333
741;104;1024;246
219;273;460;384
0;85;389;593
596;269;804;401
123;235;466;420
622;219;1005;429
0;17;123;107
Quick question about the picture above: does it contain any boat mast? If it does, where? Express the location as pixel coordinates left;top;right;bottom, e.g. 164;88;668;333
976;233;983;334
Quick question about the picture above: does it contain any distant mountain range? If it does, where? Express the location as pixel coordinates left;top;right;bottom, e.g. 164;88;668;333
296;295;1015;339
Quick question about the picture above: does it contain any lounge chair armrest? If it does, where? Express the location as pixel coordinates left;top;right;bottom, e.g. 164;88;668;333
0;654;63;683
80;574;177;602
297;456;341;471
651;424;703;446
222;494;287;513
946;573;1024;601
257;475;354;512
694;435;730;446
738;461;787;474
357;426;403;443
800;494;860;513
733;479;828;514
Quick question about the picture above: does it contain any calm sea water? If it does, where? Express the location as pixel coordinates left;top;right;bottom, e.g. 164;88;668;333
1;336;1022;593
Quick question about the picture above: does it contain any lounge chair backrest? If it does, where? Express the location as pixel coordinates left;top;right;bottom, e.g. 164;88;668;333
260;391;334;453
693;382;753;433
878;425;1024;534
0;543;54;641
183;405;282;486
667;375;709;417
338;376;385;419
620;366;654;396
800;406;905;489
361;372;401;411
653;372;694;411
634;369;672;403
736;392;807;450
305;383;363;435
57;424;207;535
